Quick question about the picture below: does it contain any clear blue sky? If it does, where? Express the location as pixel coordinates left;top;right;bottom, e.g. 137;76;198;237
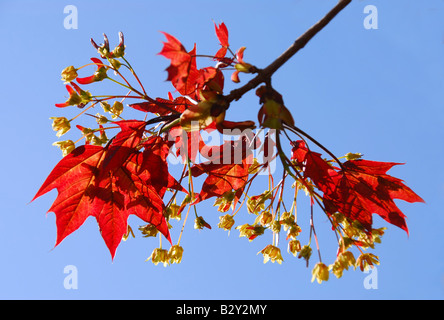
0;0;442;300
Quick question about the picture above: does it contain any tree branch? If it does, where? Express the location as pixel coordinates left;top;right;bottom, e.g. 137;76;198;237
225;0;352;103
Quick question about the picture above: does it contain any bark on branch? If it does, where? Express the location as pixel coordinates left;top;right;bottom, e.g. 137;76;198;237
225;0;352;103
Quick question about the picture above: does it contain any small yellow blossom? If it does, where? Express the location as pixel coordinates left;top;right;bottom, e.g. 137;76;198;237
147;248;169;267
52;140;75;156
218;214;235;232
311;262;329;284
50;117;71;137
61;66;78;84
287;239;301;256
168;245;184;264
258;245;284;264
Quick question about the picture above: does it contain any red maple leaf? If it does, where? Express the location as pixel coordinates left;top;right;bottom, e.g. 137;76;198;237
291;140;337;195
291;140;424;234
191;136;254;203
159;32;199;98
323;160;424;234
32;122;173;259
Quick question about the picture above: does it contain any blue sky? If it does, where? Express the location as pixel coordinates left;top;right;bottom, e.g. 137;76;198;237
0;0;443;300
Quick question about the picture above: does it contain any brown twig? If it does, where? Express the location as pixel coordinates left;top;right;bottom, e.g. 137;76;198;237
224;0;352;103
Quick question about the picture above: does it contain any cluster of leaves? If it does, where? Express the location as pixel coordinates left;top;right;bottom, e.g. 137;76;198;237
32;22;423;283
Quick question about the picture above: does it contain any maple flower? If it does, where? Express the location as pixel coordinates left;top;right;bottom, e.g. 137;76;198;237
110;101;124;119
298;245;312;263
330;251;356;278
254;211;272;226
61;66;78;84
218;214;235;232
139;224;159;238
311;262;329;284
236;223;265;241
165;203;181;221
52;140;75;156
168;245;184;264
194;216;211;230
258;244;284;264
246;191;272;214
279;211;296;231
213;191;236;212
50;117;71;137
76;58;107;85
147;248;170;267
356;253;380;272
288;239;301;256
286;224;302;240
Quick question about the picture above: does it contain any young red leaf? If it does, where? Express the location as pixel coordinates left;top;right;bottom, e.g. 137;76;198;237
159;32;199;98
214;22;229;48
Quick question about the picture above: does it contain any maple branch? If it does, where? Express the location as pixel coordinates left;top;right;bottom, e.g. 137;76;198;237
224;0;352;103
